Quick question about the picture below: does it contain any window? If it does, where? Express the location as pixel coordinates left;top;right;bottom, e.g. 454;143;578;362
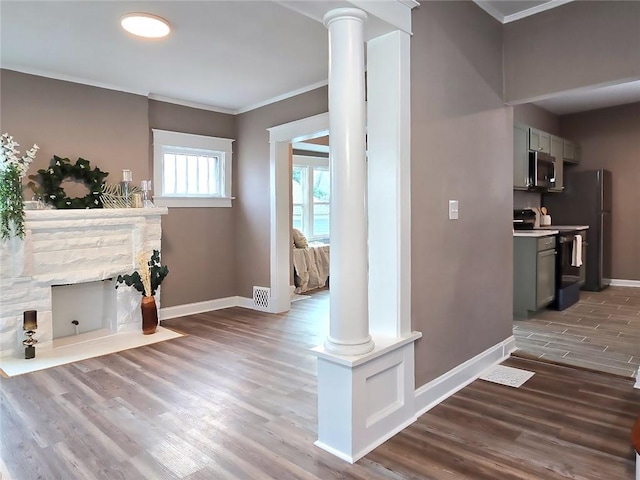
292;155;330;241
152;129;234;208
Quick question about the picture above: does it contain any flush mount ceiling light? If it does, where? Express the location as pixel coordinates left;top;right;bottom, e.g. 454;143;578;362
121;13;171;38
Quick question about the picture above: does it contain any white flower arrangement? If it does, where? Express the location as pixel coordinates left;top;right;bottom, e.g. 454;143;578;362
0;133;39;178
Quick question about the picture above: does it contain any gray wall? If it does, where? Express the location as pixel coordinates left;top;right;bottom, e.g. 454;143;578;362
560;102;640;281
148;100;238;307
504;1;640;104
0;70;238;308
412;2;513;387
234;87;328;298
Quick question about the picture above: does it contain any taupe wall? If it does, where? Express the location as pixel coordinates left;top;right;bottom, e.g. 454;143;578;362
0;70;239;307
234;87;328;297
513;103;560;136
0;70;149;181
412;2;513;387
148;100;238;306
560;102;640;281
504;1;640;103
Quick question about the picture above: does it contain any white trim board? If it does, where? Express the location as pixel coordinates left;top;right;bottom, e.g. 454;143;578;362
414;336;517;417
159;296;258;320
610;279;640;288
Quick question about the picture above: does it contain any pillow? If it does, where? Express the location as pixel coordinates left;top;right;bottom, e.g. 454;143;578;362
292;228;309;249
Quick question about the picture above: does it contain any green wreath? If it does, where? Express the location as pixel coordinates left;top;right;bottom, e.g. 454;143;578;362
30;156;109;209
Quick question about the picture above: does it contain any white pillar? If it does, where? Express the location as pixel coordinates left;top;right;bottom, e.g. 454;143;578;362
323;8;374;356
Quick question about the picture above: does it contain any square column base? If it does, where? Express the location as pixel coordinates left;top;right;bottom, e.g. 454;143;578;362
312;332;421;463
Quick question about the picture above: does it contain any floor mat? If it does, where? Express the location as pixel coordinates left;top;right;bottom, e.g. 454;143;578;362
479;364;535;388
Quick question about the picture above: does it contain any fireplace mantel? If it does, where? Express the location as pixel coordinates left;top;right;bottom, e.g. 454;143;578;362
0;207;168;357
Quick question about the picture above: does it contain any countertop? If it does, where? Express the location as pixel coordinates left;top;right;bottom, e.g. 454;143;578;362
535;225;589;231
513;225;589;237
513;230;559;237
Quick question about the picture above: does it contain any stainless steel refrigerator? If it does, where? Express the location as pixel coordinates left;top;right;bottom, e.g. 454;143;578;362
543;169;612;291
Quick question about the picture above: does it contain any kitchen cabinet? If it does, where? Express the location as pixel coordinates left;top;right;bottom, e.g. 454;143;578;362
514;234;556;317
563;140;580;163
513;123;580;190
513;124;530;190
529;128;551;154
549;135;564;192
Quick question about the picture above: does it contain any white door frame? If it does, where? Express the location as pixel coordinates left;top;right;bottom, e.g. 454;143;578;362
267;112;329;313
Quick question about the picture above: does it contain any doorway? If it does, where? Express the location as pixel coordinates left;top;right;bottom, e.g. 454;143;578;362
267;112;329;313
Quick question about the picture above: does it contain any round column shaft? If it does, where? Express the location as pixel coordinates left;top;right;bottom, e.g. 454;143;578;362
323;8;374;356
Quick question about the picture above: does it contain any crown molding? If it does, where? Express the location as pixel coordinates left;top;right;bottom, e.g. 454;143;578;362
147;94;236;115
236;79;328;115
474;0;574;24
503;0;573;23
0;64;149;97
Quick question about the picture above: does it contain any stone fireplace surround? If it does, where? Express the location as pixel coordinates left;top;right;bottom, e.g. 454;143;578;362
0;207;168;358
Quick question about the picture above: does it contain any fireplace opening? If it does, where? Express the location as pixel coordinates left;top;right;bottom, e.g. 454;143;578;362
51;280;117;342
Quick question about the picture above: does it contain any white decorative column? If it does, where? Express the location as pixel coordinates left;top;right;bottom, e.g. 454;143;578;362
312;3;421;466
324;8;374;356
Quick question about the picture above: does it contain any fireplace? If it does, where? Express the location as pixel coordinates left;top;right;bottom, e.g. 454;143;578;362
0;207;168;358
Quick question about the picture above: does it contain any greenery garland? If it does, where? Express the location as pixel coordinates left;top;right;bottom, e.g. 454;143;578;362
0;164;26;240
30;156;109;209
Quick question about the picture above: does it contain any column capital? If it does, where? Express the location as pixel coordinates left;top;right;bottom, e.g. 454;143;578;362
323;8;368;28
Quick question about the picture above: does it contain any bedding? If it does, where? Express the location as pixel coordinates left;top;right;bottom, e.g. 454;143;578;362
293;243;329;293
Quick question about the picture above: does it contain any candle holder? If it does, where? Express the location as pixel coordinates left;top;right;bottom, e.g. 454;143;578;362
141;180;154;208
23;330;37;359
121;169;133;207
23;310;38;359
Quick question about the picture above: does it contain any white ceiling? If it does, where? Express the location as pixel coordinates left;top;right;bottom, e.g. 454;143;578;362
0;1;329;114
2;1;638;116
533;80;640;115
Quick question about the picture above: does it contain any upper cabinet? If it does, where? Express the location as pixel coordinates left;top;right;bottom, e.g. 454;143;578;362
513;124;530;190
563;139;581;163
529;128;551;154
549;135;564;192
513;124;579;191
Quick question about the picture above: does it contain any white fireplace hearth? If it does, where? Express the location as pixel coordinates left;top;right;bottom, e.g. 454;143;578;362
0;207;168;358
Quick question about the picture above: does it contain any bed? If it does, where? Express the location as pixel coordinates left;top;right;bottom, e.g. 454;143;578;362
292;242;330;293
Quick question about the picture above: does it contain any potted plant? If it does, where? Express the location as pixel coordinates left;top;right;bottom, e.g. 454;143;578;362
116;250;169;334
0;134;39;240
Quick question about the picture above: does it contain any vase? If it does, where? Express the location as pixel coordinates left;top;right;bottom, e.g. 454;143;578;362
140;295;158;335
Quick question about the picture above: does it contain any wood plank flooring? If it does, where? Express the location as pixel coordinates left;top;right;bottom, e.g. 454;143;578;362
514;286;640;377
2;289;639;479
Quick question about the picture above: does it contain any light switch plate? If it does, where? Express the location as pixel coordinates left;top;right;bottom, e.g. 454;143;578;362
449;200;459;220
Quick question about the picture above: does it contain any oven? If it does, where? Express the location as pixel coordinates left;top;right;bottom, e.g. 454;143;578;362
554;230;583;310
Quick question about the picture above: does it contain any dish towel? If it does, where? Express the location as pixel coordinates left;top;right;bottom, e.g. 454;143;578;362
572;234;583;267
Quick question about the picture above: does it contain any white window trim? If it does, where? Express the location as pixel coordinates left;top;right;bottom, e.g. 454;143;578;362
292;155;330;241
152;129;235;208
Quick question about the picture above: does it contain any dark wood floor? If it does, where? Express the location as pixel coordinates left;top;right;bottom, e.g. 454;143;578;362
2;290;639;479
514;286;640;377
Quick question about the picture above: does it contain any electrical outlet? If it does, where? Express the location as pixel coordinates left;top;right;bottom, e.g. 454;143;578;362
448;200;459;220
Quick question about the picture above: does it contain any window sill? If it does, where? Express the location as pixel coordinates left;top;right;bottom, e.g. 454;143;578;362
153;197;234;208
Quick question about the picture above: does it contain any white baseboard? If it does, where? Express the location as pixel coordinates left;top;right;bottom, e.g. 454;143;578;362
159;297;239;320
160;296;262;320
610;279;640;288
236;296;255;309
414;336;516;417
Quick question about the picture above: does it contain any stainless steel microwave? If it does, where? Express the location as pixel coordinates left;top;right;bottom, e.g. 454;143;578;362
528;151;556;189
